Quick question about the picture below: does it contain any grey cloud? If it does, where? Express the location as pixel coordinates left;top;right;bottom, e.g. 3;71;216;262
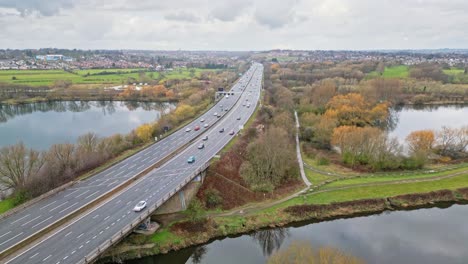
253;0;299;29
164;11;200;23
210;0;251;21
0;0;75;16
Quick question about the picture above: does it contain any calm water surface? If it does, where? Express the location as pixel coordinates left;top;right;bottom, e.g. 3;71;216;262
389;104;468;141
127;204;468;264
0;101;174;150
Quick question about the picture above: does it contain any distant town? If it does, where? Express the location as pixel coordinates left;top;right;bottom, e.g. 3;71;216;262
1;49;467;71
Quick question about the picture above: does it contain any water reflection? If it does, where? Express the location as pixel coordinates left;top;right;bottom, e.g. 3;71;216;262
133;205;468;264
191;246;208;264
0;101;175;150
250;228;290;256
388;104;468;142
0;101;171;123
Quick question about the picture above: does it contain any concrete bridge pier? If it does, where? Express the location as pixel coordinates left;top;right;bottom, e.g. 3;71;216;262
153;170;206;215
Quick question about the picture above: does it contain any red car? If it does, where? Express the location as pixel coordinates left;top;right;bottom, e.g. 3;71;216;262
194;126;200;131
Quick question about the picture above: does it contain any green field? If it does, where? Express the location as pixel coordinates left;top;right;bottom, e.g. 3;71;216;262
367;65;409;79
443;68;465;75
0;68;214;87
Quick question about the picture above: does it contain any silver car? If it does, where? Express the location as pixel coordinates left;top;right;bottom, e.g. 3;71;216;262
133;201;147;212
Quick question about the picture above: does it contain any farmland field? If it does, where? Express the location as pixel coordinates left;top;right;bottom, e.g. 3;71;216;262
443;68;465;75
0;68;214;87
367;65;409;78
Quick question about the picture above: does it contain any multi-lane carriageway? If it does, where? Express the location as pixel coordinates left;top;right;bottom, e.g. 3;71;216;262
0;63;264;264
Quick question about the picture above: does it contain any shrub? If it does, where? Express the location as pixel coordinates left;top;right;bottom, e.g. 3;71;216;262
205;189;223;209
316;154;330;166
12;190;32;206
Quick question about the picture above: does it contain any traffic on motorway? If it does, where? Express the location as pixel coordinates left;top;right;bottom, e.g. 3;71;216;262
0;64;261;260
5;63;263;264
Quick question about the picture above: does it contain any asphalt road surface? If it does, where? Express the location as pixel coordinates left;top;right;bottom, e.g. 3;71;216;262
6;63;263;264
0;63;262;260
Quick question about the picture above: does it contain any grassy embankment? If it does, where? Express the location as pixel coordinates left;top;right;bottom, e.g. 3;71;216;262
0;68;212;87
105;157;468;261
0;198;14;214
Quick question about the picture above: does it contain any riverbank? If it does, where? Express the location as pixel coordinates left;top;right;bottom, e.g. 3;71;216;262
0;94;179;105
97;183;468;263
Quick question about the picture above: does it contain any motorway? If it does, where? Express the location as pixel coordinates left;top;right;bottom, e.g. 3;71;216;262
5;63;263;264
0;64;261;259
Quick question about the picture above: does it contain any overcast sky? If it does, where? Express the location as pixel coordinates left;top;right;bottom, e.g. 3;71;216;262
0;0;467;50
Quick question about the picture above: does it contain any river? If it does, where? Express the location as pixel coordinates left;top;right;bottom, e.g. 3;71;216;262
0;101;175;150
127;204;468;264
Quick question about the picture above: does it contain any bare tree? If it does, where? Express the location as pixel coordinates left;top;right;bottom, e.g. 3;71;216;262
241;127;298;191
77;132;99;153
0;143;44;191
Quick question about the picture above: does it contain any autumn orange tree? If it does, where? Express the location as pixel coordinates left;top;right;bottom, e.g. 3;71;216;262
271;63;280;73
405;130;435;154
331;126;402;169
324;93;389;127
135;123;154;142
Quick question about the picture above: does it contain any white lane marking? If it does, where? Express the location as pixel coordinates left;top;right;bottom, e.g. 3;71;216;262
21;215;41;227
71;250;76;255
128;164;137;170
29;253;39;259
49;201;68;212
79;245;83;249
0;232;23;246
85;190;99;199
99;231;103;235
63;189;79;198
31;216;53;229
107;180;118;187
63;255;68;260
0;231;11;238
58;202;79;214
113;170;125;177
42;255;52;262
92;214;99;219
1;68;258;262
92;235;97;239
64;231;72;237
104;216;110;221
75;190;90;198
85;240;90;244
116;200;121;204
10;214;30;225
77;233;84;239
39;201;56;210
134;156;142;161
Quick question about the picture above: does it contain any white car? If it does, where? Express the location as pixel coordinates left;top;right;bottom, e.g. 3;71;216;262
203;123;209;128
214;112;218;116
133;201;147;212
200;118;205;122
185;127;191;132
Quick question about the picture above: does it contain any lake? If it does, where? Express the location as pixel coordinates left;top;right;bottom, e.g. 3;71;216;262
389;104;468;142
127;204;468;264
0;101;175;150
